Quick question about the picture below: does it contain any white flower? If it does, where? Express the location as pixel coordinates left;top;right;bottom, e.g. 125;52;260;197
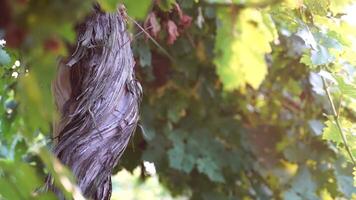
0;39;6;47
11;72;19;79
12;61;21;69
14;60;20;67
143;161;156;175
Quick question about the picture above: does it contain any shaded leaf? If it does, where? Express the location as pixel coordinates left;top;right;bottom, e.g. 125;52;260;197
0;48;11;66
196;157;225;183
283;166;318;200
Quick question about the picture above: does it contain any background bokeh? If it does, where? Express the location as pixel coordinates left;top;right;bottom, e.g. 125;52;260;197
1;0;356;199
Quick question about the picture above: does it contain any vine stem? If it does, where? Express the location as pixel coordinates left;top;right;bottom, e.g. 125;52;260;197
321;76;356;166
125;15;174;61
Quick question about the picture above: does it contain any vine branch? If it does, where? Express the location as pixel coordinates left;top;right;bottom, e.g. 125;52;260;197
321;76;356;166
201;0;282;9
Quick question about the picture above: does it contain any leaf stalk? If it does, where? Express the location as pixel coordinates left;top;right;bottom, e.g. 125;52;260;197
321;76;356;166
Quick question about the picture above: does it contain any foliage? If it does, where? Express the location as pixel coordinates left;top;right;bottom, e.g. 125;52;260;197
1;0;356;199
214;8;276;90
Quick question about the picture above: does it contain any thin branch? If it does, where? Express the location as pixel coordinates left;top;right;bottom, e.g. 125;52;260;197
337;95;343;117
201;0;282;9
120;25;153;48
126;15;174;61
322;76;356;166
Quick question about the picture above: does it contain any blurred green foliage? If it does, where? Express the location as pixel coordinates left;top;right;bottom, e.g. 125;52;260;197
1;0;356;199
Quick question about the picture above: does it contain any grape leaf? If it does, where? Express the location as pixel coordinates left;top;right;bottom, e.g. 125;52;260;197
0;48;11;66
196;157;225;183
135;40;152;67
158;0;176;11
322;116;356;164
311;45;334;65
98;0;152;19
335;76;356;99
304;0;330;16
168;145;195;173
322;117;343;144
335;161;356;198
214;8;276;90
283;166;318;200
0;160;43;199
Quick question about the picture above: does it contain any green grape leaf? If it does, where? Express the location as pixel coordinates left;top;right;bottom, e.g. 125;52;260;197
322;116;356;163
121;0;152;19
98;0;152;19
311;45;334;65
214;8;276;90
283;166;318;200
135;41;152;67
304;0;330;16
158;0;176;11
322;117;343;144
330;0;354;13
0;160;43;199
335;76;356;99
97;0;118;11
0;48;11;66
196;157;225;183
168;145;195;173
335;161;356;198
167;134;195;173
301;53;314;67
168;144;184;169
298;26;344;67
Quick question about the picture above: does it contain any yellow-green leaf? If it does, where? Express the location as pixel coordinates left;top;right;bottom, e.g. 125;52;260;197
322;117;342;144
214;8;275;90
98;0;152;19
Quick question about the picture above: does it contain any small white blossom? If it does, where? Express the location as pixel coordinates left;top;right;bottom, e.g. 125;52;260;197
12;60;21;69
0;39;6;47
11;71;19;79
15;60;20;67
143;161;156;175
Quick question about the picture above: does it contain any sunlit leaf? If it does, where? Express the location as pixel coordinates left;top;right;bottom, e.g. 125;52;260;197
322;117;342;144
1;0;356;199
157;0;176;11
311;45;334;65
120;0;152;19
98;0;152;19
214;8;276;90
335;76;356;99
304;0;330;16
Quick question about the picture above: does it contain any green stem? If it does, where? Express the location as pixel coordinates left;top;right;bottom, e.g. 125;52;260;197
321;76;356;166
202;0;282;9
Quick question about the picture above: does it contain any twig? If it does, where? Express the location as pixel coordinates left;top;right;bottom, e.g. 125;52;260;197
337;95;343;117
126;15;174;61
201;0;282;9
120;25;153;49
321;76;356;166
